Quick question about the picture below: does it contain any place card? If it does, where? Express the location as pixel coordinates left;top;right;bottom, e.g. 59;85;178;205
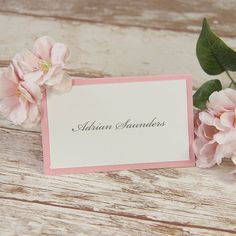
41;75;195;175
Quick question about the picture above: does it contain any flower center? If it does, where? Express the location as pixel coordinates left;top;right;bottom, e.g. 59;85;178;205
15;87;21;98
39;60;52;73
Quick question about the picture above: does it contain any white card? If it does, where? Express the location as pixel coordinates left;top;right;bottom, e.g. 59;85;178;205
41;75;194;175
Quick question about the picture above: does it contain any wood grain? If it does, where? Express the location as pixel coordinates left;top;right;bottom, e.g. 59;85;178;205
0;14;235;89
0;127;236;235
3;199;235;236
1;0;236;37
1;1;236;235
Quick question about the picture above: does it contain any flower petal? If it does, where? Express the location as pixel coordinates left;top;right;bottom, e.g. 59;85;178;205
199;111;214;125
195;141;218;168
223;88;236;104
196;157;217;168
12;49;40;78
51;43;70;65
0;68;17;98
39;66;63;86
193;137;205;157
24;70;44;83
214;145;225;165
33;36;55;60
199;140;217;157
214;141;236;165
202;124;218;140
213;118;227;131
22;103;40;128
214;129;236;144
207;90;235;114
195;124;208;142
19;81;42;103
9;99;27;125
51;73;72;93
0;96;19;117
220;111;235;128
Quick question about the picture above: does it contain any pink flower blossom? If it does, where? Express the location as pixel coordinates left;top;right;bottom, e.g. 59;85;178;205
193;88;236;168
12;36;72;93
0;65;41;127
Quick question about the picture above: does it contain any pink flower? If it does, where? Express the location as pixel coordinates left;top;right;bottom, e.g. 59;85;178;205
193;88;236;168
12;36;72;93
0;65;41;127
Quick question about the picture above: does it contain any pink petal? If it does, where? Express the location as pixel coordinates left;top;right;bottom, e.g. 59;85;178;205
40;66;63;86
220;112;235;128
213;118;227;131
202;124;218;140
19;81;42;103
51;43;70;65
199;140;217;157
28;103;40;122
12;49;40;78
223;88;236;104
33;36;55;60
214;145;225;165
9;99;27;125
199;111;214;125
24;70;44;83
193;137;205;157
198;111;226;132
194;109;201;128
0;68;17;98
196;157;217;168
207;90;235;114
51;73;72;93
214;129;236;144
23;103;40;128
195;140;218;168
7;64;20;84
195;124;208;142
0;96;19;117
214;141;236;165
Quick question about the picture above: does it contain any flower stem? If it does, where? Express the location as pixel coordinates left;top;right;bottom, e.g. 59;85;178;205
228;80;234;88
225;70;236;86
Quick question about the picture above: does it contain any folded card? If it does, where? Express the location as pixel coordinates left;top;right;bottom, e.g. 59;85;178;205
41;75;195;175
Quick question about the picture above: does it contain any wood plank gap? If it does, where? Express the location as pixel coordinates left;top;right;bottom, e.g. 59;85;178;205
0;62;108;78
0;196;235;234
0;126;41;134
0;60;10;67
2;10;234;38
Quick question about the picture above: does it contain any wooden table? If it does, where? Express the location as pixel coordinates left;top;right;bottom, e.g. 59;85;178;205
0;1;236;235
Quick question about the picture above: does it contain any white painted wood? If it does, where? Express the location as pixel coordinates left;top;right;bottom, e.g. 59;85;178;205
0;127;236;234
1;2;236;235
3;198;234;236
0;14;235;89
1;0;236;37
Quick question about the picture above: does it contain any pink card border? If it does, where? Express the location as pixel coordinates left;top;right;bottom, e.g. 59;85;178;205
41;75;195;175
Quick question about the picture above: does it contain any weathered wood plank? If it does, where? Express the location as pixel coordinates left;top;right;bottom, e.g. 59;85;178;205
1;2;236;235
1;0;236;37
0;127;235;233
0;14;235;89
2;198;235;236
0;116;41;133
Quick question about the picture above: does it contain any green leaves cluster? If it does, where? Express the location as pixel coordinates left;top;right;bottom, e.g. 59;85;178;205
194;18;236;109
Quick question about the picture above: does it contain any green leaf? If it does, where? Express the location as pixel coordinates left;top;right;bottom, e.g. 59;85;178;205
196;18;236;75
193;79;222;109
